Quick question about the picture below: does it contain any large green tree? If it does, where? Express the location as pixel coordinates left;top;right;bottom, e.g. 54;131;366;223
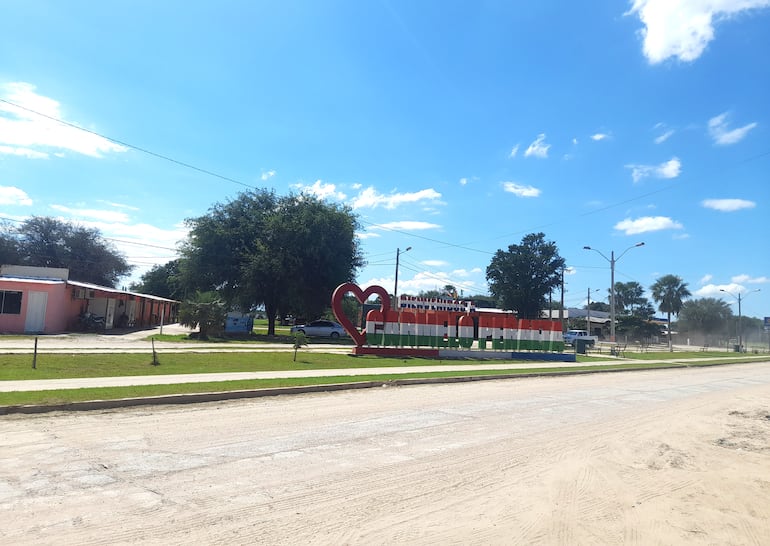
677;298;733;345
7;217;132;287
612;281;646;315
129;260;181;299
180;190;363;335
0;221;21;265
650;274;691;351
486;232;565;319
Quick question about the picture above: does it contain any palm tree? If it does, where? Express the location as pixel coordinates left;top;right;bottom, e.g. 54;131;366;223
650;274;691;352
613;281;645;315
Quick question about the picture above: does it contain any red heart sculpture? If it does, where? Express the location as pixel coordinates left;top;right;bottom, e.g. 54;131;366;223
331;282;391;346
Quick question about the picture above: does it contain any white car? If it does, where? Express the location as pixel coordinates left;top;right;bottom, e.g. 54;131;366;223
563;329;597;346
290;320;347;339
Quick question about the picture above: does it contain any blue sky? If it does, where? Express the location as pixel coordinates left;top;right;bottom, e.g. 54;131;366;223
0;1;768;319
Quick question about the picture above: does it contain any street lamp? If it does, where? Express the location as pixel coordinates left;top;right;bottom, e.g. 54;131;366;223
720;288;760;352
393;246;412;308
586;287;601;337
583;242;645;342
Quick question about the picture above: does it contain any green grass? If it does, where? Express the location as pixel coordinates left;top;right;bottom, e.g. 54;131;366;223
3;358;761;408
0;360;732;408
0;352;486;380
1;348;766;409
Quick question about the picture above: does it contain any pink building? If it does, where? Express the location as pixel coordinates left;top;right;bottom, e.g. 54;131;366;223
0;265;178;334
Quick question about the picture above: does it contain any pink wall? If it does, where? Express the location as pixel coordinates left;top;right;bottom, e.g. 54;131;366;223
1;278;179;334
0;279;69;334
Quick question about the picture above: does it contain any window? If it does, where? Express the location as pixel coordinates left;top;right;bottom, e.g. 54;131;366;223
0;290;22;314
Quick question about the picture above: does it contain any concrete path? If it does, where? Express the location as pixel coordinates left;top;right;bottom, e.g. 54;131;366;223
3;323;765;395
0;361;611;392
0;324;351;354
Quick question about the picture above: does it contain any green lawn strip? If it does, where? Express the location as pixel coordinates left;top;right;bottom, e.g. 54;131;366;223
146;332;346;344
616;350;749;360
1;359;752;408
2;350;765;382
1;352;450;380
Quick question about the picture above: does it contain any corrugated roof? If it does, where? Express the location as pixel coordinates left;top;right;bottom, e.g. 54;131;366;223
0;275;177;303
66;280;178;302
0;276;64;285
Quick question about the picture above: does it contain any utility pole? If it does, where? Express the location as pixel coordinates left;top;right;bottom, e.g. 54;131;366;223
584;242;645;342
393;246;412;308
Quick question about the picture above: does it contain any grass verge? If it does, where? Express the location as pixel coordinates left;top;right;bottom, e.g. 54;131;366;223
2;357;766;409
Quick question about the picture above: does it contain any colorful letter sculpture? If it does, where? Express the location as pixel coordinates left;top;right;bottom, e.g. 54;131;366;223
331;283;573;361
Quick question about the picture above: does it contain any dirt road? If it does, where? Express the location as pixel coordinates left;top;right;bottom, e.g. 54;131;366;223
2;363;769;544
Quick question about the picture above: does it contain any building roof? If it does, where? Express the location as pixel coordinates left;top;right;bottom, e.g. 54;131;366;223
1;268;177;303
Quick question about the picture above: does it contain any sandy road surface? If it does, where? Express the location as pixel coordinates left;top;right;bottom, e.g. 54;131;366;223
1;363;769;545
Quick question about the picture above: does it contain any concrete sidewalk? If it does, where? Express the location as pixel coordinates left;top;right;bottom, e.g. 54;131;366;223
0;362;605;392
0;323;352;354
3;356;767;393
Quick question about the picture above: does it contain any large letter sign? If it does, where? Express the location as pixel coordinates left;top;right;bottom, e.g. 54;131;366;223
331;283;572;362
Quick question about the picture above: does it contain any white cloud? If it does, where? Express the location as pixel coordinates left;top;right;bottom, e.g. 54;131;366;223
0;82;128;158
459;177;468;186
524;134;550;158
351;183;362;190
626;157;681;182
355;231;380;240
502;182;541;198
628;0;770;64
50;204;131;223
732;274;769;284
694;283;736;298
614;216;683;235
260;170;276;181
654;129;674;144
422;260;448;267
509;144;520;158
370;220;441;231
699;274;713;285
384;269;480;296
572;138;579;145
0;145;49;159
0;185;33;206
350;187;442;210
293;179;347;200
708;112;758;145
98;200;140;211
696;277;767;299
701;198;756;212
590;133;609;141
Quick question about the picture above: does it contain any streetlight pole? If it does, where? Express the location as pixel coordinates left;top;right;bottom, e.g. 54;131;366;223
393;246;412;308
583;242;645;342
720;288;760;352
586;287;599;337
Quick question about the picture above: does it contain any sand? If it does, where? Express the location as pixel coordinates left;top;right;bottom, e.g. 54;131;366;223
1;362;769;544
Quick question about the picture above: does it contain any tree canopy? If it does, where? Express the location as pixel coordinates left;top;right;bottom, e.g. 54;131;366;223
1;217;132;287
179;189;363;335
486;232;565;319
651;274;691;351
678;297;733;344
129;260;181;299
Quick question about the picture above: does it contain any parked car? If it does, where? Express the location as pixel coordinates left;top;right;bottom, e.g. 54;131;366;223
290;319;347;338
562;329;598;346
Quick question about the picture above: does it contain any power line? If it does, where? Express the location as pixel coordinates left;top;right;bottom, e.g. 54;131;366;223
0;97;258;190
3;97;768;270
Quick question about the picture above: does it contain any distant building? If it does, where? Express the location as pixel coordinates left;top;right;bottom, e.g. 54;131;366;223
0;265;178;334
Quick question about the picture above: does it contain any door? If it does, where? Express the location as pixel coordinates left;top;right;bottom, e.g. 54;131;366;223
105;298;116;330
126;300;137;327
24;291;48;333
